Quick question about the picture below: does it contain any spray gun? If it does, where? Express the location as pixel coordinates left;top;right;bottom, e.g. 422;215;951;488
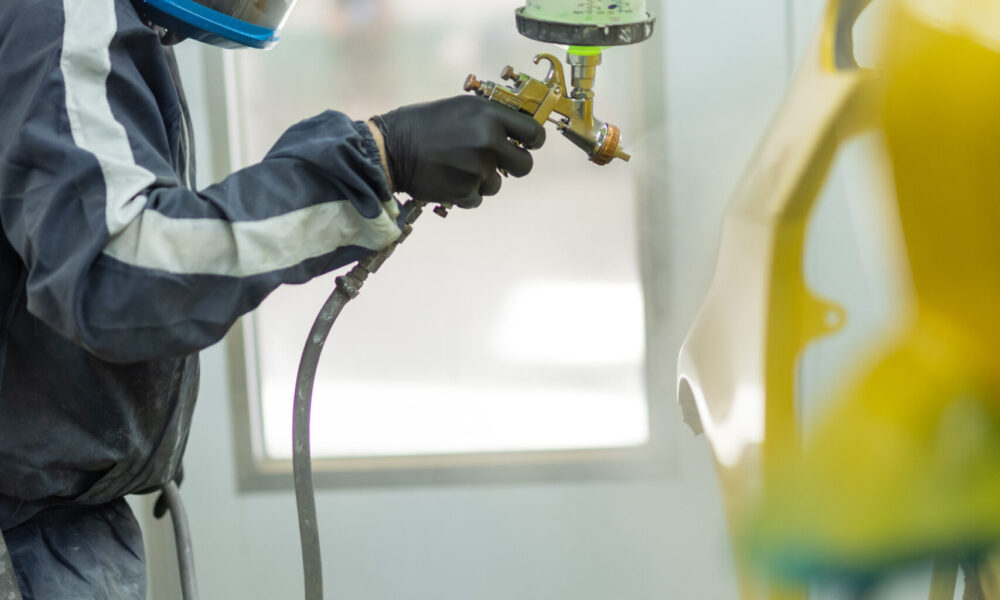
463;2;655;166
464;50;630;165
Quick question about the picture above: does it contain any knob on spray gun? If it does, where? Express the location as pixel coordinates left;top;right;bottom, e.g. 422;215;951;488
465;50;630;166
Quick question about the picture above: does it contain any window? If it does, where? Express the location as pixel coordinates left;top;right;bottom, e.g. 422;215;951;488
224;0;669;488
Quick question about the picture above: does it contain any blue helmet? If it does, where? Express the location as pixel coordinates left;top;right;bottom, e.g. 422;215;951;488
135;0;298;49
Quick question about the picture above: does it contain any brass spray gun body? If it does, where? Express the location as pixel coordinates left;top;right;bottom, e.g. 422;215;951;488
464;52;630;166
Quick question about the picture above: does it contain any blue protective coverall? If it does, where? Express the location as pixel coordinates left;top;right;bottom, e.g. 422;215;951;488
0;0;402;596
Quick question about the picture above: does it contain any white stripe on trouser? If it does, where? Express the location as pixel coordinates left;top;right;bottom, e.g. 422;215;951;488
59;0;400;277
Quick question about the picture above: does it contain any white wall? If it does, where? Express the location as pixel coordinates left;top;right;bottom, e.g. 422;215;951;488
134;2;955;599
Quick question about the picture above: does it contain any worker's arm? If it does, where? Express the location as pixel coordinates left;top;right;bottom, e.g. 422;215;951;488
0;0;543;364
0;6;400;363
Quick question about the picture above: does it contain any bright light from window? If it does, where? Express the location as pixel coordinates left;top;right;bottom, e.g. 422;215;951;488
262;381;649;459
495;281;644;365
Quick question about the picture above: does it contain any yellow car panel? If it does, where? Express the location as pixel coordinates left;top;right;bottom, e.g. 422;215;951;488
676;0;877;596
746;0;1000;582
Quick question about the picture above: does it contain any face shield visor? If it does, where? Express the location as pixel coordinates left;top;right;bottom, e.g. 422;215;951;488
138;0;298;49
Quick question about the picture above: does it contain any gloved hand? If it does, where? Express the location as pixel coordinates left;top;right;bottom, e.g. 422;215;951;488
372;95;546;208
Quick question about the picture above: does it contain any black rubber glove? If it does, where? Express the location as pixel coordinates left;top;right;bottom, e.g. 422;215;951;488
372;95;546;208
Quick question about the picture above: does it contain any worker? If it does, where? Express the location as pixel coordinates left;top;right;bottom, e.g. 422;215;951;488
0;0;546;597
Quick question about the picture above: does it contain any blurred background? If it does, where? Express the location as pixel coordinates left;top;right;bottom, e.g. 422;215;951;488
132;0;958;598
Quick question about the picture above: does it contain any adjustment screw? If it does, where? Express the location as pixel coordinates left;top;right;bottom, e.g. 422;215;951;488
463;74;481;92
500;65;516;81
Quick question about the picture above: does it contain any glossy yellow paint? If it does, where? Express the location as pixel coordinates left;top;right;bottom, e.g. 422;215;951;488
676;0;878;597
745;0;1000;583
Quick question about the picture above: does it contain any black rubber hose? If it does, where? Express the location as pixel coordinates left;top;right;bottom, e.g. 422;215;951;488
293;285;352;600
161;481;200;600
292;201;427;600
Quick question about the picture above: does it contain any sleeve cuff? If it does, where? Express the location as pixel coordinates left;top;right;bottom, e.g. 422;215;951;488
352;120;393;200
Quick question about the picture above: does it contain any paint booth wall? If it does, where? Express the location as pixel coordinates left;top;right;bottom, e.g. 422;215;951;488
133;1;950;599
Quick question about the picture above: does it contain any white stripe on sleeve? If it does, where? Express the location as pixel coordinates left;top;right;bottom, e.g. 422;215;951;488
60;0;400;277
104;201;402;277
60;0;155;235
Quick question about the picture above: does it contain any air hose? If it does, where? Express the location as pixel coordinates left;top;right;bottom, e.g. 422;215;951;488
158;200;430;600
159;481;199;600
157;200;430;600
293;200;433;600
0;482;198;600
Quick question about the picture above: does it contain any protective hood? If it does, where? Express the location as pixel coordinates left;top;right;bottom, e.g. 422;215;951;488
136;0;297;49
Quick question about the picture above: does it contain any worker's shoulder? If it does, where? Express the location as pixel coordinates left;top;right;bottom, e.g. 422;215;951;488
0;0;148;46
0;0;64;44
